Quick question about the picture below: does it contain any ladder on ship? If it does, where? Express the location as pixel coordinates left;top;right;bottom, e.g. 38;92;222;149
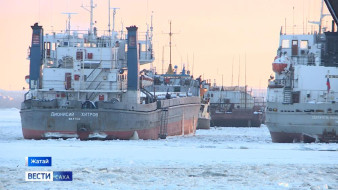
88;81;102;101
283;87;292;104
159;107;169;139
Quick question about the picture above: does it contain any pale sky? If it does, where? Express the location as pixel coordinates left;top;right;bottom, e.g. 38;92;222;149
0;0;331;90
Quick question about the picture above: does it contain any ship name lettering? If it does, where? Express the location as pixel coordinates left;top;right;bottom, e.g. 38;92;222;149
69;117;80;121
326;75;338;78
51;112;75;117
81;113;99;117
312;116;338;120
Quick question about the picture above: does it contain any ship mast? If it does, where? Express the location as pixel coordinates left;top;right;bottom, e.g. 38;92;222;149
109;6;119;33
162;46;165;74
169;21;172;70
62;12;77;36
309;0;330;34
166;21;175;74
81;0;96;40
245;53;247;109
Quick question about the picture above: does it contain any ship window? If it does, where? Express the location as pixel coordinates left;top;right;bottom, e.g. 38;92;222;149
282;40;290;48
300;40;308;49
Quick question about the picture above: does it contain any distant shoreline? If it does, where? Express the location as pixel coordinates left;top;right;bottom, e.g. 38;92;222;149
0;89;25;109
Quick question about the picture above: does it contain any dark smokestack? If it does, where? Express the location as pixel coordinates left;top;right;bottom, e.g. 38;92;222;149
126;26;139;91
29;23;44;89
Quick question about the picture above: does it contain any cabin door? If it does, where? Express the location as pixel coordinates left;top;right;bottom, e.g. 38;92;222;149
65;73;72;90
292;40;298;56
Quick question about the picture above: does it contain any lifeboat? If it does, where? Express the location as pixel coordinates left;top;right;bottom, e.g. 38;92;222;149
272;56;289;74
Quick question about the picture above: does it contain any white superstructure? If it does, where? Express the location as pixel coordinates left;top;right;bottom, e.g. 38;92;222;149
266;1;338;142
25;0;154;106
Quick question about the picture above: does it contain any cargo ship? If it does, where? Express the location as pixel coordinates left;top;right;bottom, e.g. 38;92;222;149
265;0;338;143
20;0;200;140
206;86;264;127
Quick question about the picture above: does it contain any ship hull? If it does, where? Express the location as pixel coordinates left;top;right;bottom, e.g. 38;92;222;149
210;110;262;127
20;97;200;140
266;102;338;143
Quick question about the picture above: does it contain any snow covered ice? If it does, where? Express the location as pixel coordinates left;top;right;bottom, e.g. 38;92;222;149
0;108;337;190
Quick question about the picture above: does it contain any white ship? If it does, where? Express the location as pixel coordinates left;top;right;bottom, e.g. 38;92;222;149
266;0;338;142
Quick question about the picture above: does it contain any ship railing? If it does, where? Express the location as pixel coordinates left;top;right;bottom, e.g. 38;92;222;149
270;79;286;87
276;49;317;66
279;26;319;36
82;81;127;91
269;79;298;88
290;55;316;66
210;102;255;110
44;30;152;46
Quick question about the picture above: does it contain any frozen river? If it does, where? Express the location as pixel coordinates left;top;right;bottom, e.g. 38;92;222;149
0;108;337;189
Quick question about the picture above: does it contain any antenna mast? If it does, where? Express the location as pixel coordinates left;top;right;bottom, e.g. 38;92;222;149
81;0;96;39
62;12;78;35
169;21;172;68
245;53;247;89
162;46;165;74
238;55;240;89
245;53;247;109
108;0;110;32
231;56;234;86
164;21;176;74
111;7;120;32
192;53;194;76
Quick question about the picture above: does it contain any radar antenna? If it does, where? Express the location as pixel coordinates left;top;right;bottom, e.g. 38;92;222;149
108;0;120;33
61;12;78;35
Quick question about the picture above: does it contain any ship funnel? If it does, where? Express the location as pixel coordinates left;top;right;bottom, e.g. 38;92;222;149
29;23;44;89
126;26;139;91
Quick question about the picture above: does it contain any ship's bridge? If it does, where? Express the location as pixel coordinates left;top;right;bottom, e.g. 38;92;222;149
43;30;154;68
277;34;320;66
